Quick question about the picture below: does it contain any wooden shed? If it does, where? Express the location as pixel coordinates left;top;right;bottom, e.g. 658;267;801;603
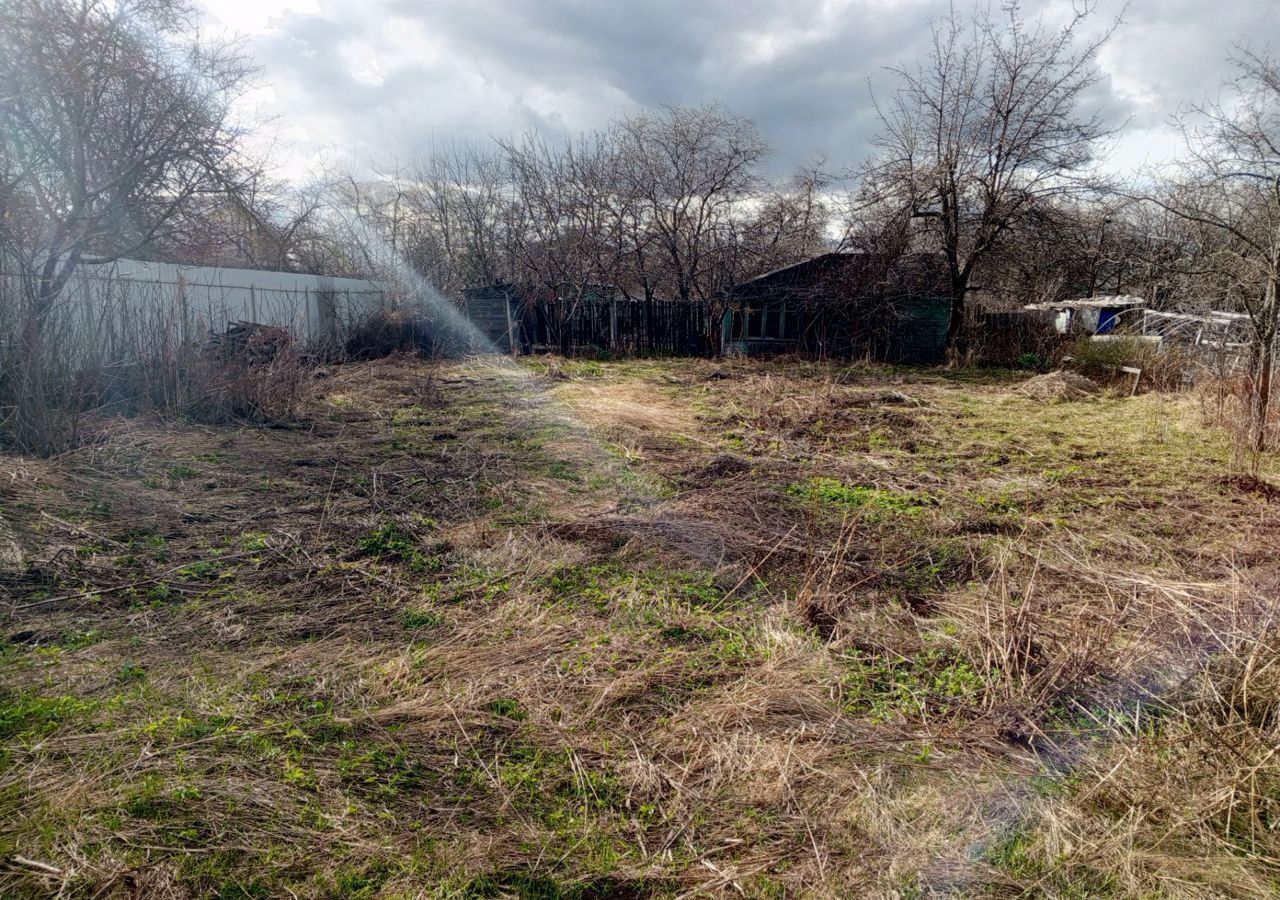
722;252;951;363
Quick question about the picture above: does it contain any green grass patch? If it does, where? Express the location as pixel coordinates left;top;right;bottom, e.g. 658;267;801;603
357;522;449;573
788;477;927;516
839;648;983;722
400;608;444;630
0;691;96;740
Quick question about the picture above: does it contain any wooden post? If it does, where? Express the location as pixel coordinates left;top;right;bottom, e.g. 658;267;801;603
504;293;516;355
176;273;189;344
610;296;618;351
1121;365;1142;396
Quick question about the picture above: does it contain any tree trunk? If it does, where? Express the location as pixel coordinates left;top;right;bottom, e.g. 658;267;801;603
1253;271;1280;467
944;272;968;353
1253;333;1275;466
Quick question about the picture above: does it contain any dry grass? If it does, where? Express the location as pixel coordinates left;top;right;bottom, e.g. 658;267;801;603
2;355;1279;898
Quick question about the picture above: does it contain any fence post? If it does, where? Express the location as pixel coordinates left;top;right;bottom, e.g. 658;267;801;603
176;273;189;345
505;292;517;355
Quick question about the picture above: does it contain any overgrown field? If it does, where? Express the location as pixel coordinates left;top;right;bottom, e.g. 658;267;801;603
2;356;1279;898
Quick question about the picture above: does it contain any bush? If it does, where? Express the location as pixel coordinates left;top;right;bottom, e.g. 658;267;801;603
181;325;314;425
1065;336;1191;392
345;308;439;360
1015;351;1049;371
1197;374;1280;471
343;306;491;360
965;307;1063;368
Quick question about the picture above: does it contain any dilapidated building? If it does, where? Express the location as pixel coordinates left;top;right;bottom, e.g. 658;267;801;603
721;252;952;362
458;253;952;362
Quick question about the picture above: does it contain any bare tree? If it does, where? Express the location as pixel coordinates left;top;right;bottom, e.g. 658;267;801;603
1149;51;1280;463
0;0;255;311
736;160;835;278
970;193;1146;307
318;106;813;355
499;130;632;351
405;143;512;291
0;0;255;452
617;104;769;311
864;1;1121;349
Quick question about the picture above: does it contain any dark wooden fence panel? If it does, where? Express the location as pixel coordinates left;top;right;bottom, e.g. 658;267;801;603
518;297;711;357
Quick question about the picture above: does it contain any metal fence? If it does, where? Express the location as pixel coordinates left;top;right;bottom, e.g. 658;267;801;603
0;260;389;366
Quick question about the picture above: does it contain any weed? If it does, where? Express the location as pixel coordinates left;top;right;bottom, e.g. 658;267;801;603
146;582;175;603
543;460;581;482
357;522;424;566
331;863;391;899
787;477;927;516
487;698;527;721
178;559;222;580
239;531;269;551
116;661;147;682
0;692;95;739
839;649;983;722
123;774;203;820
337;743;426;798
401;608;444;630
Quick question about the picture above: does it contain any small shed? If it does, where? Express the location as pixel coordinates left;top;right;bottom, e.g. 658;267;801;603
722;252;951;363
1024;295;1146;335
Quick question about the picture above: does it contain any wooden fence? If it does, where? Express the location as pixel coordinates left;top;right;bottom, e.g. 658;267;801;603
465;291;712;356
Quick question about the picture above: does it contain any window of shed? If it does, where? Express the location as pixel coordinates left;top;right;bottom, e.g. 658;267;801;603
735;302;790;340
784;307;800;339
765;305;782;338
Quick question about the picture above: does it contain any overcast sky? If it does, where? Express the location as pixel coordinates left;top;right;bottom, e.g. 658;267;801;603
200;0;1280;182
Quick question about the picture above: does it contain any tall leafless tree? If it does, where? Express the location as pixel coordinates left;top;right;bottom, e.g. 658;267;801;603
735;160;835;278
0;0;255;452
1149;51;1280;463
0;0;255;312
616;104;769;313
864;1;1121;349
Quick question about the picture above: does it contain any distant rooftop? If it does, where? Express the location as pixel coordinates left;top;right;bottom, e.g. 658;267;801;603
1024;294;1146;311
734;252;862;288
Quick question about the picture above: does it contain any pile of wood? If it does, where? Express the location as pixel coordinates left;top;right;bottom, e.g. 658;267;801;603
204;321;292;364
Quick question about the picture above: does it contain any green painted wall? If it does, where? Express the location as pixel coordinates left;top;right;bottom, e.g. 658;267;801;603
885;297;952;364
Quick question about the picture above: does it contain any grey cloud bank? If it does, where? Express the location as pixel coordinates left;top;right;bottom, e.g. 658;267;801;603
215;0;1280;177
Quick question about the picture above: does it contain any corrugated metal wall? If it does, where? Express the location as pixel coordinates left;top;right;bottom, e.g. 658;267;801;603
6;259;389;363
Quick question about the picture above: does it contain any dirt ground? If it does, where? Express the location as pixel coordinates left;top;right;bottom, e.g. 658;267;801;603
3;355;1279;898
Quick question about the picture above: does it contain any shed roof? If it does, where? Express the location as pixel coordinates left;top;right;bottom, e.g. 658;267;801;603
733;252;862;288
731;251;947;303
1024;294;1146;311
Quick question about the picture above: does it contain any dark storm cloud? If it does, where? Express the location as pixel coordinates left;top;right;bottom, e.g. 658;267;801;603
235;0;1280;176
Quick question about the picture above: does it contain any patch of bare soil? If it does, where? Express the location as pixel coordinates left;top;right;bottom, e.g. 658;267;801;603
1219;472;1280;501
